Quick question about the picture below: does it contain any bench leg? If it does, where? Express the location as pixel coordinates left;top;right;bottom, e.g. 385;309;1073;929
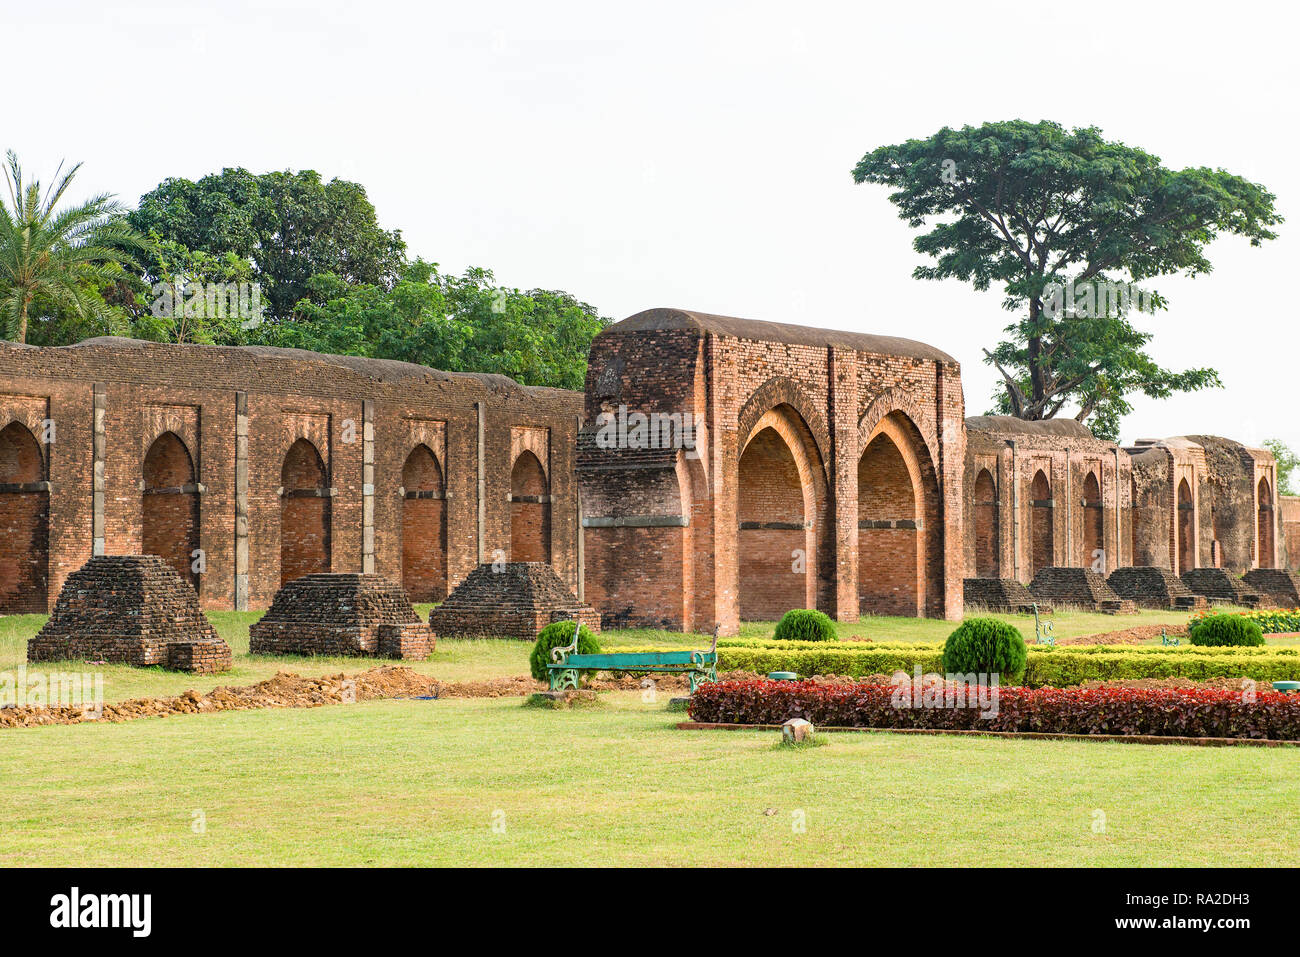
550;668;580;692
687;667;717;695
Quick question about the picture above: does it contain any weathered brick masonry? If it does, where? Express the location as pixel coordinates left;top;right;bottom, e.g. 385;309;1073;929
577;308;966;635
963;416;1131;584
0;338;583;613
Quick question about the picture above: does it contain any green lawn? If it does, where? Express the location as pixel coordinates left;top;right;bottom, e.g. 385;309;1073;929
2;692;1296;867
4;605;1297;867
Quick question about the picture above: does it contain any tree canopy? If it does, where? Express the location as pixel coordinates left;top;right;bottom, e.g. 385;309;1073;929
0;150;146;344
853;120;1281;440
129;167;407;320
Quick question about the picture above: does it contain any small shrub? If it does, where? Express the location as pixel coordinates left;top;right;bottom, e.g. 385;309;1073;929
773;609;836;643
529;621;600;682
1189;613;1265;648
942;617;1028;682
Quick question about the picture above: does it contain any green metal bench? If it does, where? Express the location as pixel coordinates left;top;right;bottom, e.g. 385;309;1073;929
547;623;719;694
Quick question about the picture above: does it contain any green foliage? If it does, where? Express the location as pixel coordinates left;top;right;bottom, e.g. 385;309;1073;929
0;151;148;343
529;621;600;682
941;617;1028;681
643;643;1300;687
1189;613;1265;648
852;120;1281;439
130;167;407;320
1264;440;1298;495
262;259;608;389
773;609;836;643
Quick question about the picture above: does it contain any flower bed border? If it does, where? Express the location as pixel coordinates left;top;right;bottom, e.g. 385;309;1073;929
675;722;1300;748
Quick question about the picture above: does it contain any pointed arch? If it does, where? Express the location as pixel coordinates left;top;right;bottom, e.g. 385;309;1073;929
401;444;447;601
1080;471;1104;568
857;411;941;616
737;402;830;621
0;422;48;613
1030;469;1054;576
1258;477;1274;569
1177;478;1195;573
142;431;201;592
280;438;330;585
510;449;551;563
974;467;998;578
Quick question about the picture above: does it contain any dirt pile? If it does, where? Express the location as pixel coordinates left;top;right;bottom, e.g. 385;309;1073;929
1057;623;1189;646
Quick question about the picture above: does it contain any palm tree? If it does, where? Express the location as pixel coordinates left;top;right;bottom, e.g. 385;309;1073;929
0;150;146;343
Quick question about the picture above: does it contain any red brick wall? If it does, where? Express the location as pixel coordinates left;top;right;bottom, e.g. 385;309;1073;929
1030;470;1053;577
973;468;997;577
1282;495;1300;571
0;339;583;611
579;312;966;633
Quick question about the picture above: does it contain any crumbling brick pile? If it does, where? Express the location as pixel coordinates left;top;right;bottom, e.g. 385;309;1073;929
27;555;230;673
1028;566;1137;614
963;578;1047;614
428;562;602;640
1242;569;1300;608
1107;566;1207;611
1180;568;1265;607
248;574;433;659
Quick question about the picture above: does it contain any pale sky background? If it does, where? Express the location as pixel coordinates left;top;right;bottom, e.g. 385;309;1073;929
6;0;1297;456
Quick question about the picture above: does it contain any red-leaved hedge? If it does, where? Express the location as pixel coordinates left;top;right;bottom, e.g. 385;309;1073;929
687;679;1300;740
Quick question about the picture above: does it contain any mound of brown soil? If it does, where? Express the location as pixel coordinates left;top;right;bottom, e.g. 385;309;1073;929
1056;623;1189;646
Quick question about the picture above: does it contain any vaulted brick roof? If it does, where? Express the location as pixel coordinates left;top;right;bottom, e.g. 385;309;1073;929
606;308;956;363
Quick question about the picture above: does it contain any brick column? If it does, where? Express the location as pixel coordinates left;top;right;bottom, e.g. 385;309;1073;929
827;346;858;620
92;383;106;556
234;391;249;610
362;399;375;573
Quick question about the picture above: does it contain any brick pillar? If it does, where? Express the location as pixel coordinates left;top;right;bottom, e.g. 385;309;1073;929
827;346;858;620
234;391;249;610
92;383;106;557
362;399;375;574
709;335;739;636
475;400;486;565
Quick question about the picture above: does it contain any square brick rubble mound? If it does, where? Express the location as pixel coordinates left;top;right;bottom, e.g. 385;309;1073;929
27;555;230;673
428;562;602;641
249;574;433;659
1181;568;1265;607
1108;566;1208;611
1242;569;1300;608
1028;566;1137;614
963;578;1048;614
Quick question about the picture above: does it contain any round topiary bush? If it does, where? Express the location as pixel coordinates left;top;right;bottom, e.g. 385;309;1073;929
530;621;601;681
1189;613;1265;647
773;608;837;643
941;617;1028;683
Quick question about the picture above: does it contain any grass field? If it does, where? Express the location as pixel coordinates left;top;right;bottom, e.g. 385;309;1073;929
3;606;1297;867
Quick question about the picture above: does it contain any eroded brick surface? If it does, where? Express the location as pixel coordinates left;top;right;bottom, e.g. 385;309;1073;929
427;562;600;640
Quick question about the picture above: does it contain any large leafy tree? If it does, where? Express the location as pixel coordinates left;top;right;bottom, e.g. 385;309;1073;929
263;259;609;390
853;120;1281;439
130;167;406;319
0;151;146;343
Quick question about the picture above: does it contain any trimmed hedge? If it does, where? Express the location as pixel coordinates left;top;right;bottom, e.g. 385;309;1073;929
1190;609;1298;637
687;680;1300;740
773;609;837;642
529;621;600;682
942;618;1028;683
1189;613;1265;648
690;646;1300;687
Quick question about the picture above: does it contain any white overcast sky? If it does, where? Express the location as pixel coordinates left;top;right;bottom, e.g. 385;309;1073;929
6;0;1297;452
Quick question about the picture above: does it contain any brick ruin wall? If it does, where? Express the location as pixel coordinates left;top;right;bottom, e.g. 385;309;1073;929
578;311;966;634
0;338;583;614
1283;495;1300;572
0;323;1283;632
963;417;1131;584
